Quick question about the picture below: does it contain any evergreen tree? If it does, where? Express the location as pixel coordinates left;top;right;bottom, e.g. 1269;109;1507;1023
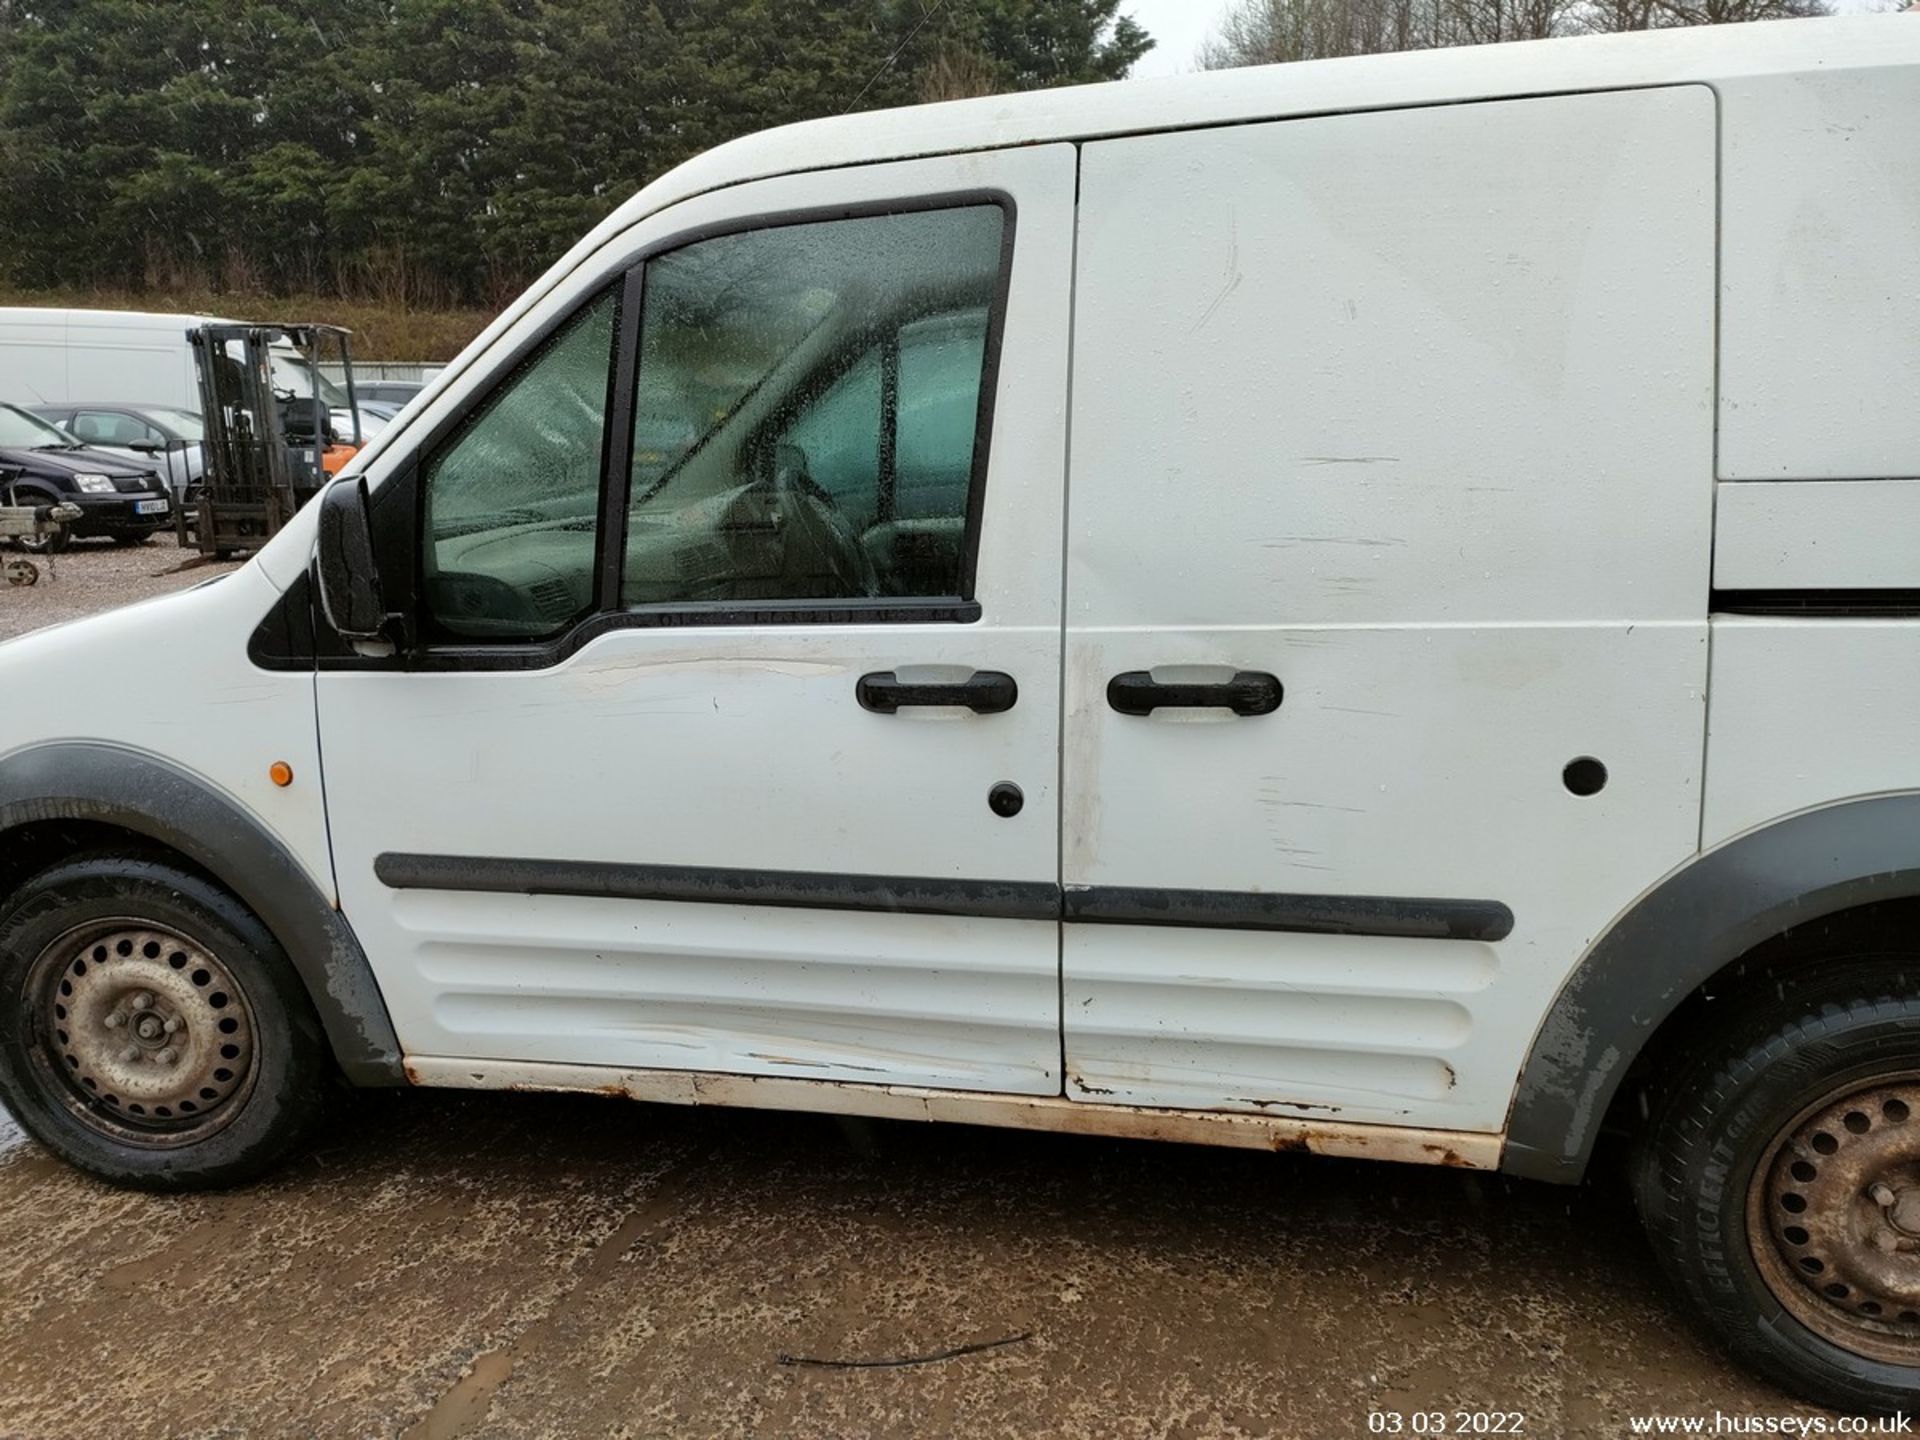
0;0;1158;303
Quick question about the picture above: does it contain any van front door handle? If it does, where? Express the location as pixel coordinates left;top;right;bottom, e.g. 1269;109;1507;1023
1107;670;1283;717
857;670;1018;715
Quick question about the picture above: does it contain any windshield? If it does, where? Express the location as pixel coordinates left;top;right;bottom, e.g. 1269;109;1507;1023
273;352;348;408
149;406;206;442
0;404;80;449
221;340;350;408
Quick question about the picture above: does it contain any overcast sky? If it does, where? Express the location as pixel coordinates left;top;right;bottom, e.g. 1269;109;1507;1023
1124;0;1227;77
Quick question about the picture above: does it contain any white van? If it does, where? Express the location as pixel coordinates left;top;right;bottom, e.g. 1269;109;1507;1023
0;18;1915;1411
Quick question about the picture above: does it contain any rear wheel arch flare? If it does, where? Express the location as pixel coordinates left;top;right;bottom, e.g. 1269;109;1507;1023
1504;792;1920;1184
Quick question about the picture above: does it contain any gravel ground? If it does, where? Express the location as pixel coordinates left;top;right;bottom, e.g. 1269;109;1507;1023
0;532;242;643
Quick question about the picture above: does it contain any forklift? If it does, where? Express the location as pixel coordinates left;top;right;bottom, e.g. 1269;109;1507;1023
182;323;364;558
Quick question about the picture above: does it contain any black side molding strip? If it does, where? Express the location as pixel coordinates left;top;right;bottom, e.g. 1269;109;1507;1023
1065;885;1514;941
374;853;1060;922
376;854;1512;941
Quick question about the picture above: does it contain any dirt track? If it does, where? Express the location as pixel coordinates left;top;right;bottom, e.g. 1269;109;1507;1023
0;541;1841;1439
0;1090;1818;1439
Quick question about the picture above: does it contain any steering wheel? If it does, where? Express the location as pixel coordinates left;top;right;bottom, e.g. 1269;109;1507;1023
766;445;879;599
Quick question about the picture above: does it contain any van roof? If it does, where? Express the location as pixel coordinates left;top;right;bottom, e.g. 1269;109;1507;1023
622;16;1915;232
356;15;1916;477
474;17;1913;362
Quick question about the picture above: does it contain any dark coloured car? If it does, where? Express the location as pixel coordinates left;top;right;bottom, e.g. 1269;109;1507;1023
28;401;207;505
0;403;171;553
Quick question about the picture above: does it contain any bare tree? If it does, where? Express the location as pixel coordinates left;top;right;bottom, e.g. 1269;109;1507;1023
1568;0;1829;31
1201;0;1830;64
918;46;1002;102
1570;0;1662;32
1445;0;1566;44
1641;0;1828;25
1198;0;1452;65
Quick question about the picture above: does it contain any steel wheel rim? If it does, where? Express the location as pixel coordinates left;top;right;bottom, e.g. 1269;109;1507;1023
1746;1071;1920;1366
26;919;260;1147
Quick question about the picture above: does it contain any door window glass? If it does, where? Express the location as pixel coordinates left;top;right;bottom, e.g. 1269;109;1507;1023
781;349;883;531
896;310;989;523
421;291;617;640
622;205;1005;608
74;411;156;445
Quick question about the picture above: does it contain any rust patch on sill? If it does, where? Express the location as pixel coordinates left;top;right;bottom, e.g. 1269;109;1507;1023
506;1079;628;1099
1234;1097;1344;1116
400;1058;1504;1171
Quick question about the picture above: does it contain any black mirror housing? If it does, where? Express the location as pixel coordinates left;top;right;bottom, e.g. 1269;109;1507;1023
316;477;388;642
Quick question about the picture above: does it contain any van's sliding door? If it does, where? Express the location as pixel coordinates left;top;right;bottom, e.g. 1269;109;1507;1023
1060;90;1718;1131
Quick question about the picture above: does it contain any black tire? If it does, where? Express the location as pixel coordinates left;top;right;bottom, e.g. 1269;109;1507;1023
1635;956;1920;1414
0;855;329;1190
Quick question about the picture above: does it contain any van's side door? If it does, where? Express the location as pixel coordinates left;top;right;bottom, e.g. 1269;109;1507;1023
315;147;1075;1094
1060;90;1717;1131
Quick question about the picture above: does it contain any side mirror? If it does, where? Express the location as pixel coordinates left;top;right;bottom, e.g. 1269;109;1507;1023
316;477;388;645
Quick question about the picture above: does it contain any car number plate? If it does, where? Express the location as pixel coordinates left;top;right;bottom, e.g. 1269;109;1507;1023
134;499;170;516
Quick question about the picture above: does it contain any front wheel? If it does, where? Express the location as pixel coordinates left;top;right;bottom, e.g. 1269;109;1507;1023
1636;959;1920;1413
0;855;330;1190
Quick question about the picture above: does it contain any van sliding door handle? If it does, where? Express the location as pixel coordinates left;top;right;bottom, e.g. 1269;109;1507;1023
1107;671;1283;717
857;670;1018;714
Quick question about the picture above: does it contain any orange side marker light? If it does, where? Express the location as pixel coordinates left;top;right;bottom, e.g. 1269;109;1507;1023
269;762;295;788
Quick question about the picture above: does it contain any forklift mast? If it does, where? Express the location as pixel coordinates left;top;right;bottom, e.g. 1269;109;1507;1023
184;323;361;558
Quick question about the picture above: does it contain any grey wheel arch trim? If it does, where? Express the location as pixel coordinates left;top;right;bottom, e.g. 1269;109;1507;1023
1504;792;1920;1184
0;742;404;1085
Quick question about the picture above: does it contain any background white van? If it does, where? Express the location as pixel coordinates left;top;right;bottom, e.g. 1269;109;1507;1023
0;307;380;437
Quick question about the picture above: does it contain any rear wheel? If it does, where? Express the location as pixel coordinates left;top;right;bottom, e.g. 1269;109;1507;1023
1636;958;1920;1413
1747;1073;1920;1368
0;855;329;1189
